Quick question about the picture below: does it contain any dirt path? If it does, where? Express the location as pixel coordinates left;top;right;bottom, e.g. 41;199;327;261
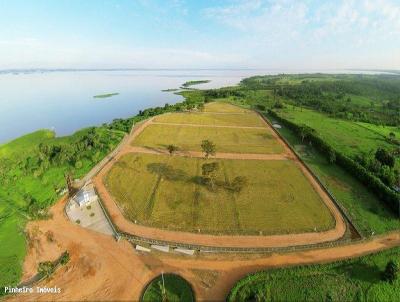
126;146;290;161
8;197;400;302
152;121;267;129
91;110;346;249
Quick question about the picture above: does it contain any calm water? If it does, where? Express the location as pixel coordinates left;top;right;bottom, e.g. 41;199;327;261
0;69;386;144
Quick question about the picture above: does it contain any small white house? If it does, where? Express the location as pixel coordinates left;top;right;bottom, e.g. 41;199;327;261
73;185;98;207
272;123;282;129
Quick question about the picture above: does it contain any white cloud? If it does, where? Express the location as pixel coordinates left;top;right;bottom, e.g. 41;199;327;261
202;0;400;69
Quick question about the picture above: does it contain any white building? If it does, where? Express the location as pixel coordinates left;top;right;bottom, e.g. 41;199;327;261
72;184;98;207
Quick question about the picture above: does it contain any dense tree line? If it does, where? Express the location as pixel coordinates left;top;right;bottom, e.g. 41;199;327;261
239;74;400;126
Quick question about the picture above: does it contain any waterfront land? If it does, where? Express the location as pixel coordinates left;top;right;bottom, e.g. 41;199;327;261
2;73;400;301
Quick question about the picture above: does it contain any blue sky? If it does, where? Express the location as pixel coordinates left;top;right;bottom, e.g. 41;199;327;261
0;0;399;69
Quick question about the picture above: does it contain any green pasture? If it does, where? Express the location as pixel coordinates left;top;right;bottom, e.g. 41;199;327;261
356;122;400;139
105;153;334;235
277;107;397;157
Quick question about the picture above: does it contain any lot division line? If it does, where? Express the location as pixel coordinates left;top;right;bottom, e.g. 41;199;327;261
151;121;267;129
125;146;291;161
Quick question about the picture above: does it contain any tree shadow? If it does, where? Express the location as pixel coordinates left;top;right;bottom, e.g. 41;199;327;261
146;163;187;181
335;262;382;284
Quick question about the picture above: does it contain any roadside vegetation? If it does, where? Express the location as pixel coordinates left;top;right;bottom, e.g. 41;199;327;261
228;247;400;302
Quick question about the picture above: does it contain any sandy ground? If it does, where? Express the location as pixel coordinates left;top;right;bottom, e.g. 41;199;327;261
7;197;400;302
92;110;346;248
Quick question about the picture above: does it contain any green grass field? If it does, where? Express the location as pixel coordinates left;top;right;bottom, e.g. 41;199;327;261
105;153;334;235
153;112;265;127
356;122;400;138
264;113;400;236
277;107;397;158
229;246;400;302
132;123;284;154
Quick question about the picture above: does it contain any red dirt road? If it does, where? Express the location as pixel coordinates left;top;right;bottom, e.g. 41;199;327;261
7;197;400;302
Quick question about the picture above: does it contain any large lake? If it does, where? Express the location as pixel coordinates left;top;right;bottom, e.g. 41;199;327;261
0;69;385;143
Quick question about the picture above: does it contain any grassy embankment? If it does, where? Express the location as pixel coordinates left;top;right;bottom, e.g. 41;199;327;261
276;106;399;168
229;246;400;302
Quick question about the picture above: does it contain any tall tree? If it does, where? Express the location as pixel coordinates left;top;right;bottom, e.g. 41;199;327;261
201;140;216;158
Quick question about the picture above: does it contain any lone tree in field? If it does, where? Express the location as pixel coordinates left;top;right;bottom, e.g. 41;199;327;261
201;140;216;159
201;162;219;190
166;144;178;155
383;260;399;283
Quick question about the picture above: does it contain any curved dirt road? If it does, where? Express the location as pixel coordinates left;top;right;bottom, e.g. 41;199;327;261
8;197;400;302
92;109;346;248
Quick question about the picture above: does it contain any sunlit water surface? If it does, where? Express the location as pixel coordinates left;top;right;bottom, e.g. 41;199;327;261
0;69;386;143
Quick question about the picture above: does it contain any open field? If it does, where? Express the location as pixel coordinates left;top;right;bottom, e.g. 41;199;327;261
203;102;251;113
277;107;397;158
132;123;285;154
356;122;400;138
105;153;334;235
153;112;265;127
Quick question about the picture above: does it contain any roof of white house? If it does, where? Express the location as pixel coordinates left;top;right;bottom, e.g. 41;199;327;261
73;184;97;205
